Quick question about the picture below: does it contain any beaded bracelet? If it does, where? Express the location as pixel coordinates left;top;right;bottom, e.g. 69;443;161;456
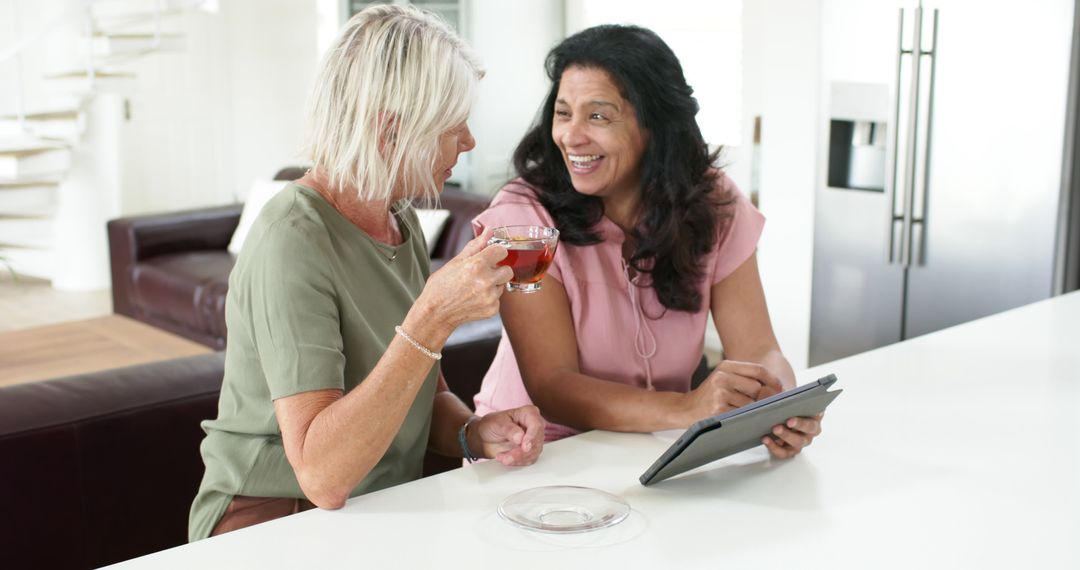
459;415;481;463
394;325;442;361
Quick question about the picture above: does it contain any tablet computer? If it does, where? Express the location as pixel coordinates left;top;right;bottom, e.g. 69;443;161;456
639;374;842;486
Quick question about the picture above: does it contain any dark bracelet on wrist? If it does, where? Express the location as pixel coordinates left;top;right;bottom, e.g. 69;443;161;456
458;415;481;463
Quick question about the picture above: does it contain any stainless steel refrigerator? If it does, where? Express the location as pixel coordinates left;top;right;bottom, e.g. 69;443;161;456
809;0;1078;366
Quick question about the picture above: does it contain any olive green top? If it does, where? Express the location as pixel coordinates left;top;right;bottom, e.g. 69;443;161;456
189;184;436;541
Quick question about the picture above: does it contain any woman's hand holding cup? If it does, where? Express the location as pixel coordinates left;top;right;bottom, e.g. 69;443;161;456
418;229;514;333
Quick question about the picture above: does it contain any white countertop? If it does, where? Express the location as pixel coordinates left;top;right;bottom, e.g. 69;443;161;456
109;292;1080;569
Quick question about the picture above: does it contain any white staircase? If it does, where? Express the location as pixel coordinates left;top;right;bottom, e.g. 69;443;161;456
0;0;215;289
93;32;186;56
0;107;85;143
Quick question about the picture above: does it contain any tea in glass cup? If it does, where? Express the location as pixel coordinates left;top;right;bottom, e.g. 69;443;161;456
488;225;560;293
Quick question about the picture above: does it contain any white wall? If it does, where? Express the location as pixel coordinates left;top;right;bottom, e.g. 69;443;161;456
119;0;319;214
0;0;96;120
464;0;564;196
565;0;743;147
116;6;233;214
739;0;822;369
222;0;318;203
2;1;320;216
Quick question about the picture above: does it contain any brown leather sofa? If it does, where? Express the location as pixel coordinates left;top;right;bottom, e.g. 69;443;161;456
0;353;226;569
0;334;498;568
107;166;496;350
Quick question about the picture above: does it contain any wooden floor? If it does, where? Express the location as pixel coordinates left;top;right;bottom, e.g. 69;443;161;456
0;314;212;388
0;276;113;333
0;278;211;387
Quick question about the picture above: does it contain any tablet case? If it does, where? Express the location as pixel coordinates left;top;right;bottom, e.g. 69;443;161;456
639;374;842;486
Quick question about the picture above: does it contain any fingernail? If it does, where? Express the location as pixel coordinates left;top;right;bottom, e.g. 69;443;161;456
773;426;783;435
787;419;796;428
761;437;770;445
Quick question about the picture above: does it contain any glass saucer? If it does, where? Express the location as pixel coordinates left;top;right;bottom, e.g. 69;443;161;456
497;485;630;534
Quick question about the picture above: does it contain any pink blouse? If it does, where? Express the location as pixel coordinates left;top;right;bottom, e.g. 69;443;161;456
472;174;765;441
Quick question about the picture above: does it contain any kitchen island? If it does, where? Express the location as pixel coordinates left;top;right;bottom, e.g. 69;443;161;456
108;292;1080;569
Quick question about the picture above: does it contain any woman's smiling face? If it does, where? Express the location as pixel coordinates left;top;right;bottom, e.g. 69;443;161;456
551;65;648;204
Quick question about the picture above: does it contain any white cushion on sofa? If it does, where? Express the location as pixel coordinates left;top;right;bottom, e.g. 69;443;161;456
228;179;285;255
415;208;451;253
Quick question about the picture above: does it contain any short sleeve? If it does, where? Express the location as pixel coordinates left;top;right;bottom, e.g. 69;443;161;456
472;181;564;284
243;220;346;400
711;175;766;284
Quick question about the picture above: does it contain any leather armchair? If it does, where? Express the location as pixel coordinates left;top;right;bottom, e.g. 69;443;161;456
108;205;239;348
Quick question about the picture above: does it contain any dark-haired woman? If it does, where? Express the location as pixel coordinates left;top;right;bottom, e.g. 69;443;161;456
472;24;822;459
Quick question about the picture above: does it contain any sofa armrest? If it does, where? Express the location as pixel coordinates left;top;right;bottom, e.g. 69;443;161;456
108;205;243;318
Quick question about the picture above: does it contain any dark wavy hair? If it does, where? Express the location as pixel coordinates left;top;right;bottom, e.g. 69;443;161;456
512;24;733;313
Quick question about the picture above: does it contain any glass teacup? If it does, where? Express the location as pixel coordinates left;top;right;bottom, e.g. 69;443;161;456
488;225;560;293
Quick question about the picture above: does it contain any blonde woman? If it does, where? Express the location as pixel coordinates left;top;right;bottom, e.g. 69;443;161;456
188;5;544;541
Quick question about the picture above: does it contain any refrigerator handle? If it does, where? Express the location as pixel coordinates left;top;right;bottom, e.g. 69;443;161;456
911;9;939;267
899;6;925;269
887;8;907;265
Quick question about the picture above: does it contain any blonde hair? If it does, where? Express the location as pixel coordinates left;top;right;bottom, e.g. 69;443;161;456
302;5;483;205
